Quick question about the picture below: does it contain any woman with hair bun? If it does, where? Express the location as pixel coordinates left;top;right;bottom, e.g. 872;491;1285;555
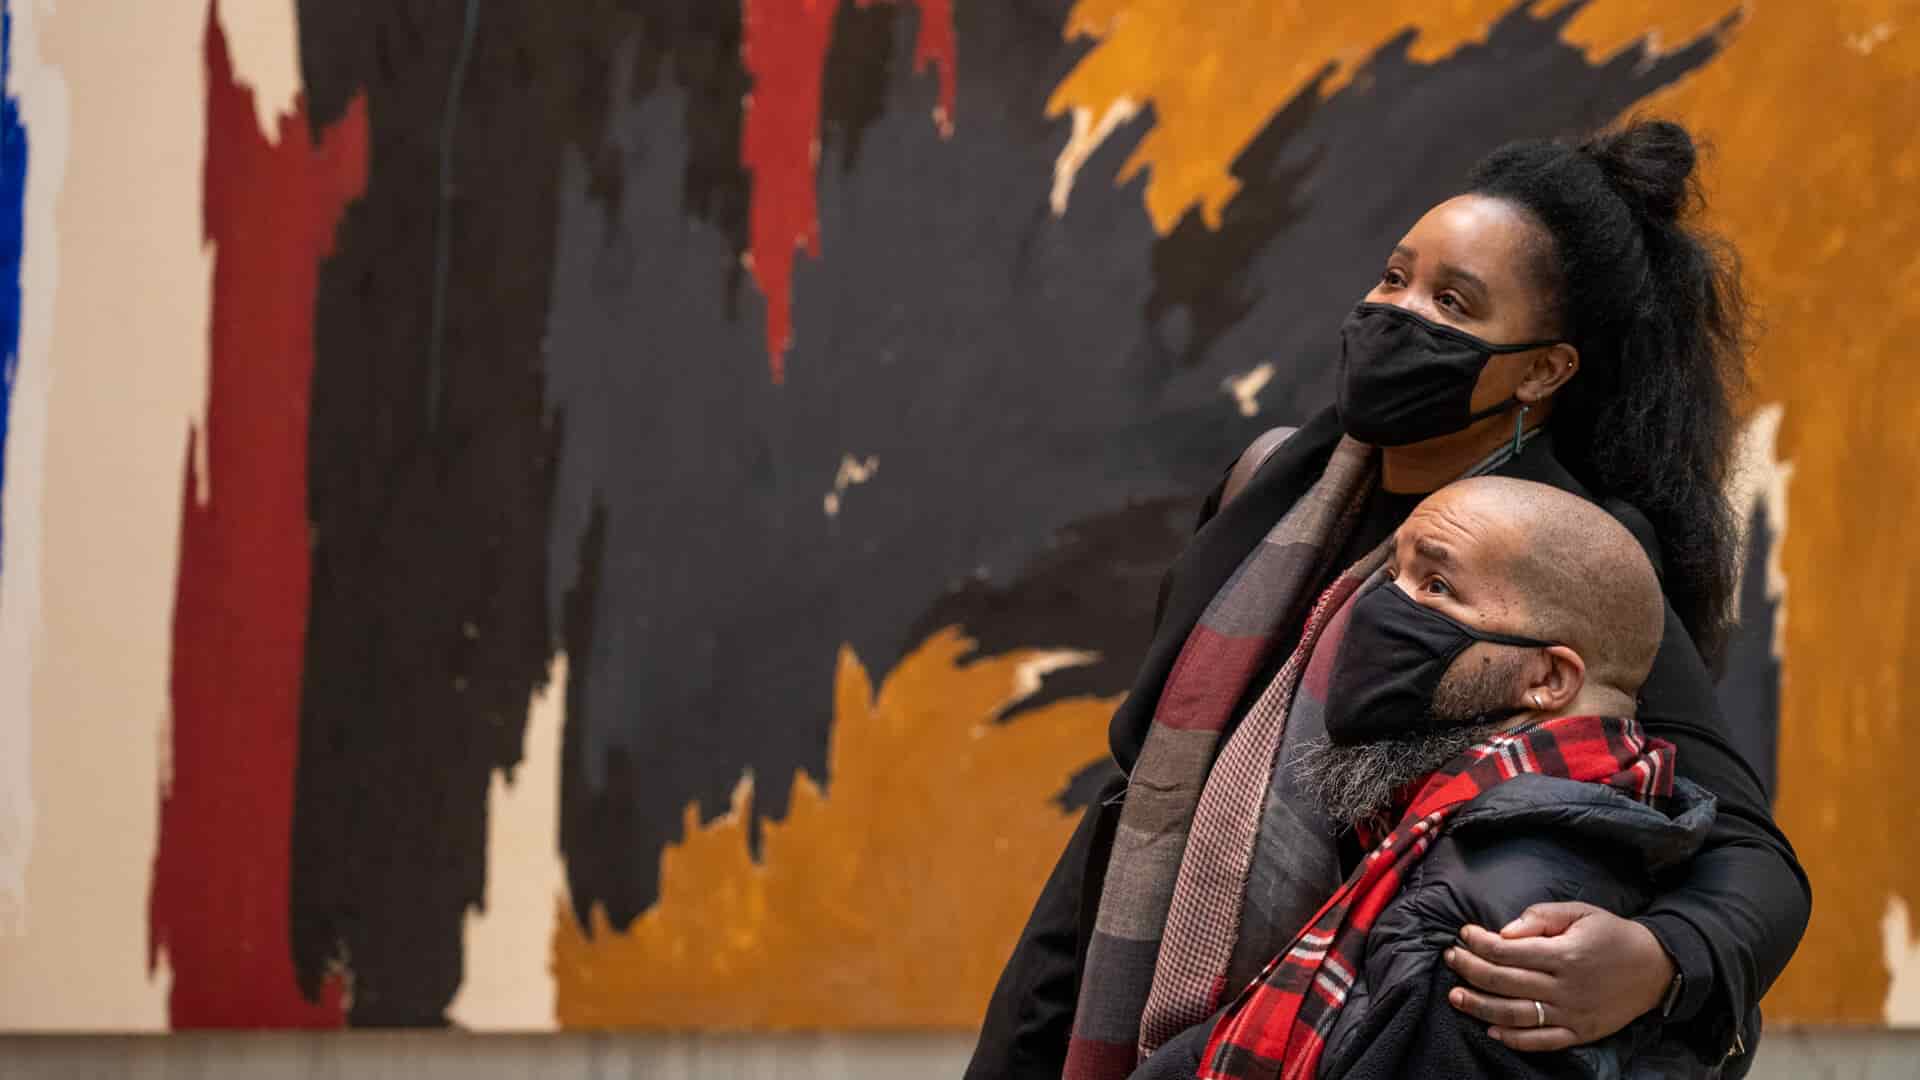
969;119;1808;1079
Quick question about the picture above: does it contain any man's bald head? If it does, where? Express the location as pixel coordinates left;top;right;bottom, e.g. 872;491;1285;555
1298;478;1666;824
1422;477;1664;695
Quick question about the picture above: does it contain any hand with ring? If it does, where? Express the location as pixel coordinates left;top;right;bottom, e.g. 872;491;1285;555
1441;901;1675;1051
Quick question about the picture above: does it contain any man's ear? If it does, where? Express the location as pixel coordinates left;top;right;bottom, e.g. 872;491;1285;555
1517;343;1580;405
1525;645;1586;714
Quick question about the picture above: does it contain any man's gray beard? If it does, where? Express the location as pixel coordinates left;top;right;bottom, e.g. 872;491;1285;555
1293;649;1530;827
1291;719;1510;828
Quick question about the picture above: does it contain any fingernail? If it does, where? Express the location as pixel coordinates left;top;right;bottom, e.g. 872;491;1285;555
1444;948;1456;964
1449;989;1463;1007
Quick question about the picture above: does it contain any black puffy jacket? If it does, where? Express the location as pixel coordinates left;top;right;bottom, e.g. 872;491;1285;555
1136;769;1730;1080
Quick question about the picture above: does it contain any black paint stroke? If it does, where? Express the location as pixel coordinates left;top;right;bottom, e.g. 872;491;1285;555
1716;504;1782;802
821;0;899;174
910;497;1199;723
424;0;482;425
1146;69;1327;369
628;1;753;303
291;0;728;1026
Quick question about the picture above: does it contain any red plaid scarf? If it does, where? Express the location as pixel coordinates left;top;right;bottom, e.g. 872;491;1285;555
1197;714;1675;1080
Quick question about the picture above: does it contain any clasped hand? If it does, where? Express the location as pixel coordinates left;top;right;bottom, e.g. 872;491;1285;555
1442;901;1675;1051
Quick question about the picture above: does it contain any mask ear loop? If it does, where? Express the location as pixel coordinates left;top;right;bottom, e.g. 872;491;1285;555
1511;403;1529;457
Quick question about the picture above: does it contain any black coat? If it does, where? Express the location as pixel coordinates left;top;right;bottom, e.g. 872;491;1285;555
1135;773;1721;1080
965;408;1809;1079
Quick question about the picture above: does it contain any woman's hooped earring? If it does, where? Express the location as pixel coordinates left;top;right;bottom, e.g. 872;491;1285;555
1511;403;1530;457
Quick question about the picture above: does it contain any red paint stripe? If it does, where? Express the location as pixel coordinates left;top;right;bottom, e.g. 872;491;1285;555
147;3;367;1029
740;0;957;382
898;0;956;133
742;0;838;383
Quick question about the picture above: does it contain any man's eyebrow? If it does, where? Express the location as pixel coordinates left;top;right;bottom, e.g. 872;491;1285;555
1413;537;1454;566
1392;244;1417;262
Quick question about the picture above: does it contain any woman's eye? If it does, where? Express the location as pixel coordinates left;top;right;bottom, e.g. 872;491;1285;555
1424;578;1451;596
1436;292;1461;311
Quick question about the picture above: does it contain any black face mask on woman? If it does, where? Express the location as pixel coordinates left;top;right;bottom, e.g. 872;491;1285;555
1336;301;1561;446
1324;579;1555;747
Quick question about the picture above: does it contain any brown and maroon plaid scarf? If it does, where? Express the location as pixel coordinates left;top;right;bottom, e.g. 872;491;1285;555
1138;429;1543;1058
1198;715;1676;1080
1061;436;1378;1080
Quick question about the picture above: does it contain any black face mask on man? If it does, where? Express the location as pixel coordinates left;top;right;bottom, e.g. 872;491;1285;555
1324;579;1556;747
1336;302;1561;446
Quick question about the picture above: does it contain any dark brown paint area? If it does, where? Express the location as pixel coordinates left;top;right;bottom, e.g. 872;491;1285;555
290;0;755;1025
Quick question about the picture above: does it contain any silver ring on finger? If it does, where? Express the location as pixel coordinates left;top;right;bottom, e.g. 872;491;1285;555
1532;1000;1547;1028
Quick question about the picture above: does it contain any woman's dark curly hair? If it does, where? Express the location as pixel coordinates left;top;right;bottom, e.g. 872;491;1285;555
1468;118;1750;665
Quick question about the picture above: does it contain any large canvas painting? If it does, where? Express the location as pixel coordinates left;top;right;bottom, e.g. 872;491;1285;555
0;0;1912;1030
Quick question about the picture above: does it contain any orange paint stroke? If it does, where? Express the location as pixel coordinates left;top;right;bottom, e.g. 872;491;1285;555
741;0;957;382
1048;0;1740;231
552;627;1111;1028
1600;0;1920;1024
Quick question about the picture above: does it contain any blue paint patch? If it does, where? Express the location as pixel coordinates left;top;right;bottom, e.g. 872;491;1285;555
0;0;28;576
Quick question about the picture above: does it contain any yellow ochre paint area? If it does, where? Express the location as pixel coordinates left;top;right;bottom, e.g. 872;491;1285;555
551;628;1113;1028
1605;0;1920;1025
1050;0;1739;231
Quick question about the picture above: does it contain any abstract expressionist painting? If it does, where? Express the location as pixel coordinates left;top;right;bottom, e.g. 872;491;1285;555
0;0;1914;1031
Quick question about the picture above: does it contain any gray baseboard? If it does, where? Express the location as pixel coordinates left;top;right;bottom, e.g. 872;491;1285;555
1;1029;1915;1079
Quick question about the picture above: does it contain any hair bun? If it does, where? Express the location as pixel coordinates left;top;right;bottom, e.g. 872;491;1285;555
1578;119;1698;224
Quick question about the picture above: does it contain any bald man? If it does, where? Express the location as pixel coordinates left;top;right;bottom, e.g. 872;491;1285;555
1140;479;1722;1080
1304;476;1669;830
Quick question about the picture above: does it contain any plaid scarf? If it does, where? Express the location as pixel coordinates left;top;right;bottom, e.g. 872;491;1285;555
1061;436;1378;1080
1198;715;1676;1080
1138;429;1541;1059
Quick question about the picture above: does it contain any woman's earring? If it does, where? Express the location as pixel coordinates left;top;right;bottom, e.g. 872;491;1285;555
1531;691;1543;710
1511;403;1530;457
